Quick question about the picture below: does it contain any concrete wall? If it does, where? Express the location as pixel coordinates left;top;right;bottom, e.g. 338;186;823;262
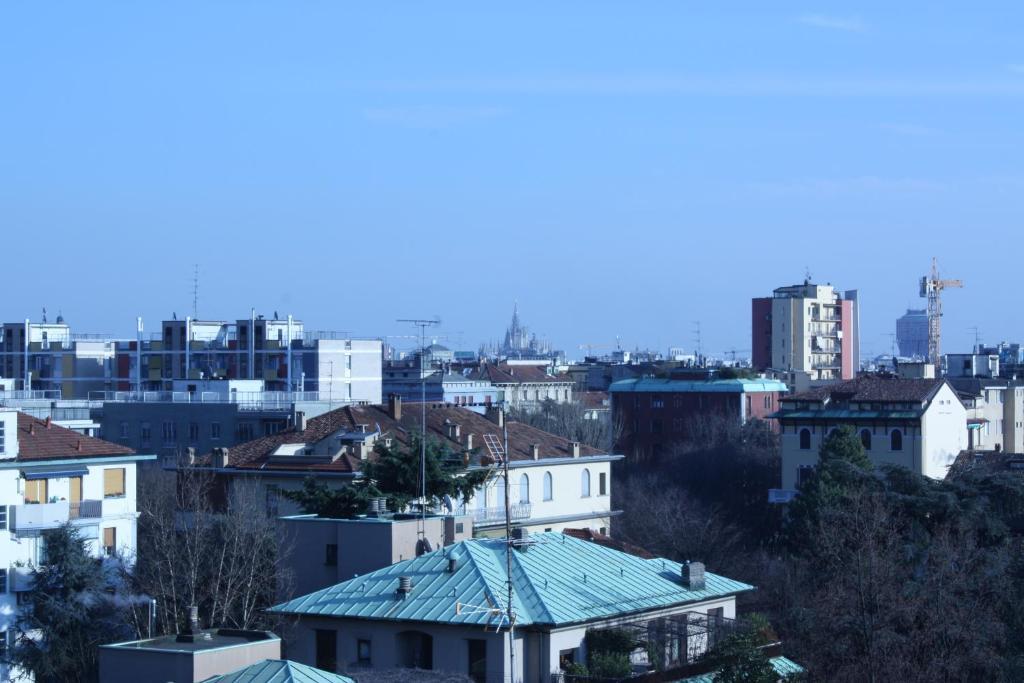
920;383;968;479
99;637;280;683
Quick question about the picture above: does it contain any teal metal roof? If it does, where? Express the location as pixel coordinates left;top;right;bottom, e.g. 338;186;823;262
199;659;354;683
270;532;753;628
609;378;788;394
673;656;805;682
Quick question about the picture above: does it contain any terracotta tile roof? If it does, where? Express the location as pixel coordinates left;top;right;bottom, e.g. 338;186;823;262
562;528;656;559
15;413;135;461
578;391;610;410
198;403;606;472
784;376;947;404
467;363;572;385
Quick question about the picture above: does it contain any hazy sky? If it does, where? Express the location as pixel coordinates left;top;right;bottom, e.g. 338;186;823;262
3;3;1023;359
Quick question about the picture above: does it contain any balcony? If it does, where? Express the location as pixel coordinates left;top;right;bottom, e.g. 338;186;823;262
11;498;124;532
11;566;33;592
472;503;531;525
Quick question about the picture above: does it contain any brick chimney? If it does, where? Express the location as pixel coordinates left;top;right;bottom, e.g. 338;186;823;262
389;394;402;420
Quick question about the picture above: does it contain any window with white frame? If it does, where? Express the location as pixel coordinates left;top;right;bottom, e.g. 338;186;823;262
519;474;530;504
543;472;553;501
581;469;591;498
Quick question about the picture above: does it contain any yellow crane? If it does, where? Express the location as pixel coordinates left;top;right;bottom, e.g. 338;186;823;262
919;257;963;369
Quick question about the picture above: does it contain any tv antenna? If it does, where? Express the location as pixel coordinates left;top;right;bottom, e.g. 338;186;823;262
396;317;441;538
192;264;200;319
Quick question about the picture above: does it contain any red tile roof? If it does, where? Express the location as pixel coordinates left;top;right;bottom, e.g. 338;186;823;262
468;363;572;385
784;376;947;404
197;403;606;472
15;413;135;461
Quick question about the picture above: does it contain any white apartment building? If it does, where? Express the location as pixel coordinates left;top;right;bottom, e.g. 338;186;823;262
0;410;154;681
775;377;967;492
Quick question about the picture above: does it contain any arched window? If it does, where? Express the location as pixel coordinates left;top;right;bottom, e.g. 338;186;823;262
543;472;553;501
581;469;591;498
519;474;530;504
891;429;903;451
860;429;872;450
799;428;811;450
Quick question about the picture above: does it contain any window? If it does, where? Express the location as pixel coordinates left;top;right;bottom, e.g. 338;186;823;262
581;469;591;498
315;629;337;672
651;398;664;408
0;505;6;530
237;422;254;441
860;429;872;450
104;468;126;498
799;428;811;450
325;544;338;567
162;421;177;443
467;639;486;683
797;465;814;487
891;429;903;451
119;422;129;439
455;522;464;533
24;479;47;504
0;420;5;453
140;422;152;444
210;422;222;440
188;422;199;443
103;527;116;556
357;638;372;666
0;567;7;593
599;472;607;496
518;474;530;504
543;472;553;501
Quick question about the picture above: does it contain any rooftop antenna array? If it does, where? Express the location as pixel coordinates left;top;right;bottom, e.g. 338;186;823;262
192;264;200;319
396;317;441;540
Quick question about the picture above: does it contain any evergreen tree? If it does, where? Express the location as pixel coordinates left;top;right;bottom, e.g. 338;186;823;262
8;524;131;683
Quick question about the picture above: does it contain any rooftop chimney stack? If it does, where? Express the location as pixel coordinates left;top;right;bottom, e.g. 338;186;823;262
570;441;581;458
465;433;474;450
389;394;402;420
486;406;505;429
213;447;230;468
681;561;706;590
295;411;307;432
531;444;541;460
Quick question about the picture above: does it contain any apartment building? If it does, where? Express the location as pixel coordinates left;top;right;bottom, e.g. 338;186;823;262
775;377;967;492
0;319;117;398
896;309;929;359
186;399;622;537
467;363;573;409
0;410;154;680
752;282;859;391
610;376;787;462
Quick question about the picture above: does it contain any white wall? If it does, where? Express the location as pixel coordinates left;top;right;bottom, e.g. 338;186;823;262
920;383;968;479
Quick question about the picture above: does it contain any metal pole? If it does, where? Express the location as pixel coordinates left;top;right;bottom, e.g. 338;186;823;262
287;314;293;392
504;421;515;682
23;318;29;391
136;317;143;394
185;316;191;382
421;322;426;530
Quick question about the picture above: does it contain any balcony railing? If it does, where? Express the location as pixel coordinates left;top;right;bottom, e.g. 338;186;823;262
473;503;531;524
12;498;124;532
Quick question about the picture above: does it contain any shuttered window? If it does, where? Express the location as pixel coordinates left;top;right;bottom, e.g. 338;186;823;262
103;468;126;498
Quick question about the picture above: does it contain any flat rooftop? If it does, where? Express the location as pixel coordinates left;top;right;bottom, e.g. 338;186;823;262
102;629;278;654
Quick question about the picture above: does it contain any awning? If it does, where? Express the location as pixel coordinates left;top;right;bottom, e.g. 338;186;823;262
22;466;89;480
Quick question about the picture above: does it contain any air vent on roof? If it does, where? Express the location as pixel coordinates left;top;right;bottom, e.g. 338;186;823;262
397;576;413;598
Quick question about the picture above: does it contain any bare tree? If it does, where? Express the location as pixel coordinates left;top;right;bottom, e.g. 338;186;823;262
128;468;292;635
509;398;622;452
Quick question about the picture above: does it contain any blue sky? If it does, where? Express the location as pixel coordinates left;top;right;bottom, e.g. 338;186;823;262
2;3;1022;358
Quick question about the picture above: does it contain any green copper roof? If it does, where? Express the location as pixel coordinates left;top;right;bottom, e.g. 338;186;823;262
609;378;788;394
199;659;355;683
270;532;753;628
673;656;805;682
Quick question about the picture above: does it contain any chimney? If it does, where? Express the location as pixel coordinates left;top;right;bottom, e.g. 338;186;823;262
465;433;474;450
388;394;402;420
446;423;461;439
358;443;371;460
570;441;581;458
75;439;82;452
486;406;505;429
44;416;51;429
186;447;196;465
397;576;413;598
295;411;307;431
28;423;35;436
188;605;200;633
531;444;541;460
448;557;458;573
681;561;706;590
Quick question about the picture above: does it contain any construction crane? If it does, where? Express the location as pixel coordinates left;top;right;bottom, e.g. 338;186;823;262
920;257;963;369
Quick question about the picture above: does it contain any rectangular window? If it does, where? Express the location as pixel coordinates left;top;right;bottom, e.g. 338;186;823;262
797;465;814;487
24;479;48;504
103;527;116;556
188;422;199;443
315;629;338;672
0;505;6;530
237;422;254;441
325;544;338;566
357;638;372;666
119;422;129;439
140;422;152;444
162;421;176;443
210;422;222;440
599;472;607;496
104;468;126;498
0;420;5;454
467;639;486;683
0;568;7;593
455;522;464;533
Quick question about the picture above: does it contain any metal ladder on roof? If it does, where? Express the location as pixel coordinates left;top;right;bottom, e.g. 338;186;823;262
482;433;505;463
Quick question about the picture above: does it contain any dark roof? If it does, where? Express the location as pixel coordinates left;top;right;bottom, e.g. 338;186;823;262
578;391;610;410
562;528;655;559
467;363;571;385
197;403;606;472
783;377;946;404
15;413;135;461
